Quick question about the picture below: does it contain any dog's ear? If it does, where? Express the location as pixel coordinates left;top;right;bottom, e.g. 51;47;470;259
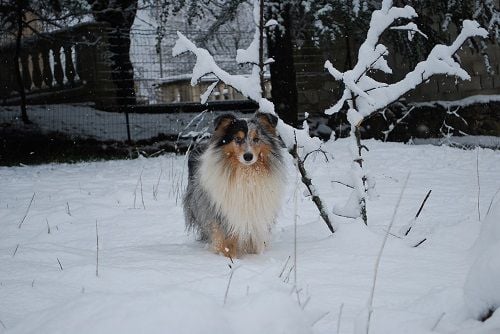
255;112;278;134
214;114;236;136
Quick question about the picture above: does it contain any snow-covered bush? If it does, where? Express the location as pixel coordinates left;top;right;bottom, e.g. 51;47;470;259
324;0;488;225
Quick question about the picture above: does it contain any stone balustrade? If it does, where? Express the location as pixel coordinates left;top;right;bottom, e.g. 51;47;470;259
0;22;118;109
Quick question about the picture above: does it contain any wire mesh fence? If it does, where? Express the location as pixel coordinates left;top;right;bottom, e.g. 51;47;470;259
131;27;255;105
0;25;259;146
0;103;254;142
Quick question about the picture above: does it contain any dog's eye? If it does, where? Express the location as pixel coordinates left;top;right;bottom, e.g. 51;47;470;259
253;137;260;143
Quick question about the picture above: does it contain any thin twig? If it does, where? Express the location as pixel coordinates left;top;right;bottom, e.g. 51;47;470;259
486;186;500;217
284;265;295;283
223;266;239;305
332;209;358;219
382;229;402;239
66;202;71;216
95;220;99;277
413;238;427;248
12;244;19;257
311;311;330;327
153;168;163;200
352;125;368;225
291;132;335;233
301;296;311;310
303;148;329;163
404;189;432;236
331;180;354;189
366;172;411;334
18;192;35;228
57;258;63;271
476;148;481;221
278;256;291;278
295;288;302;307
382;106;415;142
293;156;299;287
415;189;432;219
133;168;144;209
0;318;6;329
140;174;146;210
337;303;344;334
46;218;51;234
431;312;445;331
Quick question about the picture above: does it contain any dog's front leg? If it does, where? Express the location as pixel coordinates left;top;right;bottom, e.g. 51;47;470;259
211;223;239;259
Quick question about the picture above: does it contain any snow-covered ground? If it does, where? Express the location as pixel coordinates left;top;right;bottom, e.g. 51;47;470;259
0;139;499;334
0;104;246;142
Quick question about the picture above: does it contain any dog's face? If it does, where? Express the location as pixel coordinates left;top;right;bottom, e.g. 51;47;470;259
213;112;278;167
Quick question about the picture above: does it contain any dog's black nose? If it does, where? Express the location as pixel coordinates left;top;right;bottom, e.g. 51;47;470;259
243;152;253;162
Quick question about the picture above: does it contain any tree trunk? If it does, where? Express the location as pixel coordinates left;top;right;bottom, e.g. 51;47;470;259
88;0;138;108
267;4;299;127
108;27;136;106
15;5;30;124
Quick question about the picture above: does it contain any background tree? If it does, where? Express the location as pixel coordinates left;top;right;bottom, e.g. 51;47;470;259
265;1;300;127
399;0;499;70
86;0;138;107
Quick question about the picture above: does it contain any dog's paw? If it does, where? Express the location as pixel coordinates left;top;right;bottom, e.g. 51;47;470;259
214;239;239;259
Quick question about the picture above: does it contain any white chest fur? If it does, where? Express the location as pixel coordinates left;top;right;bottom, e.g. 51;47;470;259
198;148;285;252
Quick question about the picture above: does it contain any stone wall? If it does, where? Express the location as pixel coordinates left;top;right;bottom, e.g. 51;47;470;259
0;22;134;110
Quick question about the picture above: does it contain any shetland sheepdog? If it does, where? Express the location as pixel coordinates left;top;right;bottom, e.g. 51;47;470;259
183;112;285;258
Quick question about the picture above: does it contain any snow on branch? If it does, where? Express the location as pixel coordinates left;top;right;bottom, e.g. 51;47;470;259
324;1;488;122
172;0;275;113
323;0;487;226
172;31;262;105
235;0;260;66
390;23;428;41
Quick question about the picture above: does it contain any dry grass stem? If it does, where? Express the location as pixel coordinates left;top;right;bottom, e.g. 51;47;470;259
95;220;99;277
278;255;291;278
18;192;35;228
476;148;481;221
431;312;445;331
57;258;63;271
404;189;432;236
486;186;500;217
66;202;71;216
337;303;344;334
366;171;411;334
223;265;239;306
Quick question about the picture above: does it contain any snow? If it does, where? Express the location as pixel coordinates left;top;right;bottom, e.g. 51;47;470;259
235;0;261;66
464;197;500;320
7;289;312;334
412;136;500;150
1;140;499;333
411;95;500;109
